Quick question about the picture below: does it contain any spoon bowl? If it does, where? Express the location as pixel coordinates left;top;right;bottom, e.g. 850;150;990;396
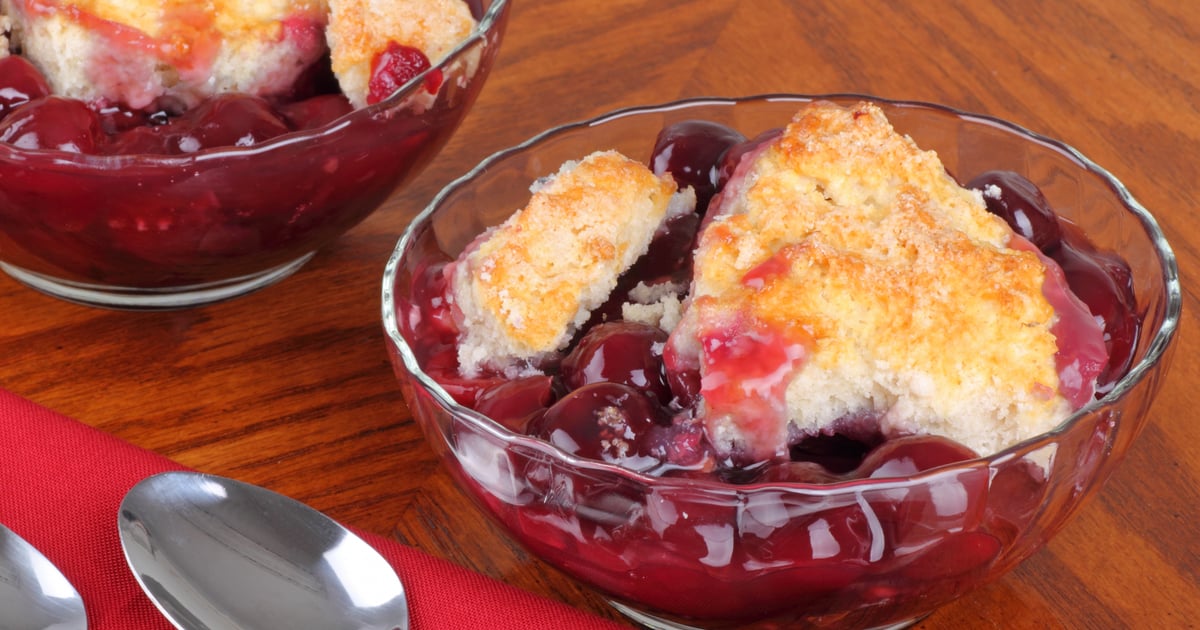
118;471;408;630
0;523;87;630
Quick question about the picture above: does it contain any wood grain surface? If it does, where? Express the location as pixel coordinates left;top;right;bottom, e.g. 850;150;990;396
3;1;1198;628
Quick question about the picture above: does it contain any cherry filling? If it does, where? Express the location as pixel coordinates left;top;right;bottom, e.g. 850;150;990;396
401;117;1143;624
368;42;439;105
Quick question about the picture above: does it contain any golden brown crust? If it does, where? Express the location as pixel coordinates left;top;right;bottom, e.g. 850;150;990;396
452;150;682;376
678;101;1067;458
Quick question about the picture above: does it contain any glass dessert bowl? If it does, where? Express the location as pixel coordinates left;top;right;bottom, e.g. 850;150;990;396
0;0;509;309
382;95;1181;629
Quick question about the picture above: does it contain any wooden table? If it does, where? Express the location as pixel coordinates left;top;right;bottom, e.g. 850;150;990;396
2;1;1197;627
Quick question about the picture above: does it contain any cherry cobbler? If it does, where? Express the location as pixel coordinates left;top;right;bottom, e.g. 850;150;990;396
0;0;478;153
0;0;497;294
401;101;1140;484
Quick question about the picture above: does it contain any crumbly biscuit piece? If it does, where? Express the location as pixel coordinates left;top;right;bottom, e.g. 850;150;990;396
5;0;327;109
451;150;689;377
671;101;1071;460
326;0;475;109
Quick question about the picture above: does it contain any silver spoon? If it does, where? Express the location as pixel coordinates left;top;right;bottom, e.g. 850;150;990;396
117;472;408;630
0;522;87;630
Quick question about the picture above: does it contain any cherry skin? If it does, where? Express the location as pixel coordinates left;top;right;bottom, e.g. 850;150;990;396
0;56;52;120
417;342;508;408
106;123;181;155
631;212;701;282
174;93;291;151
109;95;291;154
474;375;557;433
650;120;746;212
463;0;485;20
0;96;104;153
368;42;438;105
278;93;354;131
1051;233;1139;393
853;435;990;581
749;460;842;484
95;103;156;135
643;413;713;470
855;434;979;479
409;261;459;344
585;212;699;329
983;458;1049;545
716;127;783;190
968;170;1063;253
661;341;702;409
560;321;672;405
532;382;670;472
898;530;1001;581
738;498;876;598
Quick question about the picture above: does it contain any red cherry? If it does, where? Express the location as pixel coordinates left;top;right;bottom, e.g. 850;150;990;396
561;321;672;405
631;212;700;281
277;53;340;103
413;342;506;407
650;120;746;212
855;434;979;479
533;382;669;472
474;375;557;433
983;457;1050;545
1051;233;1139;394
174;94;291;151
740;498;879;577
367;42;439;105
968;170;1063;253
853;435;990;574
463;0;484;20
278;93;353;131
750;460;842;484
106;123;184;155
661;341;701;409
898;530;1001;581
585;212;699;329
0;56;52;120
0;96;104;152
643;414;713;470
95;102;154;134
408;261;460;343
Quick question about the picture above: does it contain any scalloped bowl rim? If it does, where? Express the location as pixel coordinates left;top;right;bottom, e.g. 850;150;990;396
0;0;510;166
382;93;1182;496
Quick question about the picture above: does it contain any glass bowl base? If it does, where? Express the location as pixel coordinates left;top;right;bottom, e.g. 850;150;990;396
1;252;315;310
608;601;928;630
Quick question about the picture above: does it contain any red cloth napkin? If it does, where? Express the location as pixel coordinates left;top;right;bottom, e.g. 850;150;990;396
0;388;628;629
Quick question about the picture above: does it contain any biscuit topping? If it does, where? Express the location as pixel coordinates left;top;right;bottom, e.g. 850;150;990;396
450;150;690;376
669;101;1090;460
